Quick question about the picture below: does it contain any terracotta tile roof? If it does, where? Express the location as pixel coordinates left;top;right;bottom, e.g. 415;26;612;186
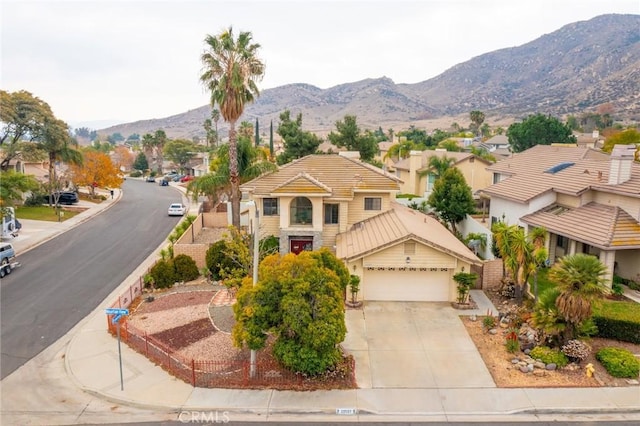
482;145;638;202
336;202;481;264
521;202;640;249
240;154;401;199
484;135;509;146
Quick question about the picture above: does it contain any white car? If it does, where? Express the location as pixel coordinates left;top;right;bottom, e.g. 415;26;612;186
168;203;186;216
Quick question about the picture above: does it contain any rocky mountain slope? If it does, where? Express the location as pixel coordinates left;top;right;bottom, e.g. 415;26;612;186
100;13;639;140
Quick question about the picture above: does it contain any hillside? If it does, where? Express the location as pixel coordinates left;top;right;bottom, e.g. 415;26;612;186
100;14;640;140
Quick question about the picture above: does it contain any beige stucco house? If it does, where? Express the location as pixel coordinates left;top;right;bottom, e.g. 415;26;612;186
393;149;493;198
482;144;640;285
240;152;482;302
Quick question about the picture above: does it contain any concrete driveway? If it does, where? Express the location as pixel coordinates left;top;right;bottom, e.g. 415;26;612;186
343;301;496;389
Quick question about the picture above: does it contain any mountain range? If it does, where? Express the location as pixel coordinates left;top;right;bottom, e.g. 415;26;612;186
99;13;640;141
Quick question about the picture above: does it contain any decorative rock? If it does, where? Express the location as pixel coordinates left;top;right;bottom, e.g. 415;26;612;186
519;366;529;373
527;364;534;372
534;361;546;369
499;322;509;328
524;348;531;355
546;363;557;371
489;328;498;335
533;369;547;377
469;314;477;321
511;358;520;364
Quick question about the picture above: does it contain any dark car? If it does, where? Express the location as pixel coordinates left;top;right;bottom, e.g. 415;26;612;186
41;191;79;205
159;179;169;186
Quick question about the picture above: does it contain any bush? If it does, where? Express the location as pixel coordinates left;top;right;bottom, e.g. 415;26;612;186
259;235;279;260
205;240;236;281
530;346;569;367
149;259;177;289
129;170;142;177
505;329;520;353
596;347;640;378
592;300;640;344
173;254;199;282
482;315;496;330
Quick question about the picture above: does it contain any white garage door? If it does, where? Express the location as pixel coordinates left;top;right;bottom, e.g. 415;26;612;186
363;270;450;301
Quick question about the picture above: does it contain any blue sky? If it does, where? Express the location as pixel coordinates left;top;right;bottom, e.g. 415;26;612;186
2;0;638;128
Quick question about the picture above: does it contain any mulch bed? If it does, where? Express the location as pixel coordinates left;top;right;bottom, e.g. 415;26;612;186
150;317;217;350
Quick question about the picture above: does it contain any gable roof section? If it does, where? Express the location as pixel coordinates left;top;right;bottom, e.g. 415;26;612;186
336;201;481;264
272;172;332;195
482;145;636;203
521;202;640;250
394;150;485;172
241;154;401;199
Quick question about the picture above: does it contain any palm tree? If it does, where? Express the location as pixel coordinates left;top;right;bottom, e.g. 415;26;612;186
153;130;168;174
383;139;415;161
141;133;155;171
200;27;265;228
470;110;485;136
38;118;83;204
549;253;609;344
187;138;275;210
426;155;454;178
211;108;220;147
529;227;548;302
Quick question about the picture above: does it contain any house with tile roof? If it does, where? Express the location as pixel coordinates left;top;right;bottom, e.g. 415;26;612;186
240;152;482;302
393;149;493;198
481;144;640;285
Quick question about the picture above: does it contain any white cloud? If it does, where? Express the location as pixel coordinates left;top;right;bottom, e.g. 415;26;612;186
2;0;638;127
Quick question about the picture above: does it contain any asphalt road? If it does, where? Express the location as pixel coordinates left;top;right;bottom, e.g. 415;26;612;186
0;179;186;378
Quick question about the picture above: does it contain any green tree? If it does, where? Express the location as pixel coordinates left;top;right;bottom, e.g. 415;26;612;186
397;125;431;147
132;151;149;171
276;110;321;164
153;130;168;174
0;90;56;170
163;139;200;173
0;170;39;209
507;114;576;153
200;26;265;228
437;139;463;152
383;138;417;161
327;115;378;161
469;110;485;136
549;253;609;344
233;249;347;375
427;168;475;234
211;108;220;146
601;129;640;159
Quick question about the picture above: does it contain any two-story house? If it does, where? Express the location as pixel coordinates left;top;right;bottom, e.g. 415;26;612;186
482;144;640;285
393;150;493;198
240;152;481;302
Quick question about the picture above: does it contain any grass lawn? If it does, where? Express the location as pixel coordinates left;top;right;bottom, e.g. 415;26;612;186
529;267;555;297
14;206;82;222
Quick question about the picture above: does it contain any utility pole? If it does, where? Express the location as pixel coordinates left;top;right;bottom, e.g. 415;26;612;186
250;204;259;378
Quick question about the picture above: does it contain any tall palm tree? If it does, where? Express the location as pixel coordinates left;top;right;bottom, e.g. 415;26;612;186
200;27;265;228
426;155;454;178
383;139;415;161
211;108;220;147
153;130;168;174
141;133;155;171
38;118;83;203
550;253;609;344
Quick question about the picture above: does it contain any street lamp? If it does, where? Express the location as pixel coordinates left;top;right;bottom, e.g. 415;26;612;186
249;201;260;378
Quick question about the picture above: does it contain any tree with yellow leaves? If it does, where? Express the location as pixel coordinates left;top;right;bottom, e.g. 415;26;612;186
70;150;124;197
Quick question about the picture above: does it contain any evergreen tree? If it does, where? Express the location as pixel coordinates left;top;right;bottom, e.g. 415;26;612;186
427;168;475;233
133;151;149;171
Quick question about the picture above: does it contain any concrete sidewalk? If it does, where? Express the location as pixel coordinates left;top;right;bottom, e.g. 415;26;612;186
2;183;640;424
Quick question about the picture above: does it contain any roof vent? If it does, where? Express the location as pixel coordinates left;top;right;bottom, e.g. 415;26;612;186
545;162;575;174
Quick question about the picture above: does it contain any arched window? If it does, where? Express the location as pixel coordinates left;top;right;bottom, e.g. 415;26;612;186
290;197;312;225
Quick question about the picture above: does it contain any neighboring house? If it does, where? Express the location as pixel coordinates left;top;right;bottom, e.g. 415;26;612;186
240;152;482;302
573;131;605;149
376;141;395;171
481;144;640;284
336;201;481;302
393;149;493;198
240;152;402;255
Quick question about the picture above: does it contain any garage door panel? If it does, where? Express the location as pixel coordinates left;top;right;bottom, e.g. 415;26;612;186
364;270;450;302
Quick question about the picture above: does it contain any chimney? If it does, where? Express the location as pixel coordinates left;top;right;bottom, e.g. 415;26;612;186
608;144;635;185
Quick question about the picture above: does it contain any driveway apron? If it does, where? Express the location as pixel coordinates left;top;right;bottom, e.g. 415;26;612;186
343;301;496;389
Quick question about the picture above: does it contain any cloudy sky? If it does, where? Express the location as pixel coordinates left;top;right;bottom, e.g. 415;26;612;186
2;0;638;129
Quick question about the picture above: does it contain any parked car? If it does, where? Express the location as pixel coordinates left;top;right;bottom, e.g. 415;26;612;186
180;175;194;183
172;175;184;182
159;179;169;186
168;203;186;216
41;191;79;205
146;176;156;183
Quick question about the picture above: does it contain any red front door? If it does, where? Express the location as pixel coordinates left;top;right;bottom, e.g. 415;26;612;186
290;238;313;254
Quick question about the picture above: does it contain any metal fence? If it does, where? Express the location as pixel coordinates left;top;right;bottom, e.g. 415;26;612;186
108;319;355;389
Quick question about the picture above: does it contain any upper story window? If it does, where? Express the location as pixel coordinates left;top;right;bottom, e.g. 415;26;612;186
263;198;279;216
290;197;312;225
324;204;339;224
364;197;382;211
492;173;502;184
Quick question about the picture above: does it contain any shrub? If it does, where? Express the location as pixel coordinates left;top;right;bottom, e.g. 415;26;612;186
530;346;569;367
129;170;142;177
611;281;624;297
596;347;640;378
561;339;591;362
482;315;496;330
173;254;199;282
205;240;235;281
149;259;177;289
505;329;520;353
592;300;640;344
259;235;279;260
